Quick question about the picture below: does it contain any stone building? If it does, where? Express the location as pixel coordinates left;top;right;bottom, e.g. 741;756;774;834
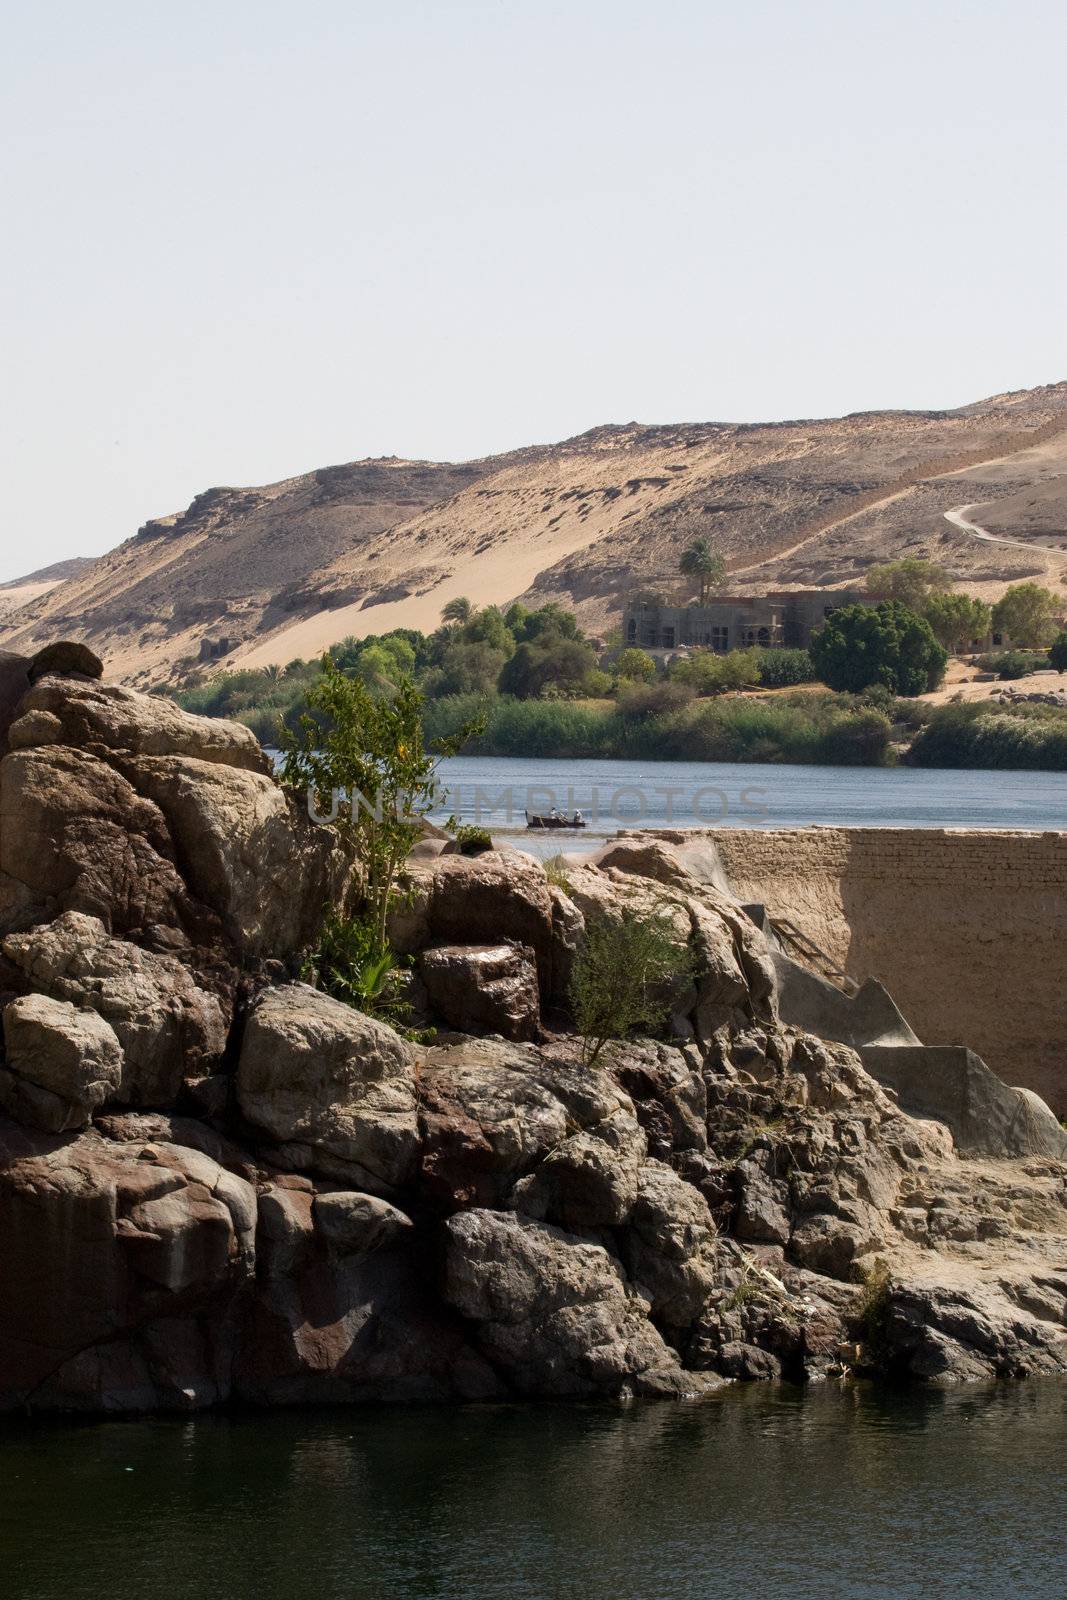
623;588;873;654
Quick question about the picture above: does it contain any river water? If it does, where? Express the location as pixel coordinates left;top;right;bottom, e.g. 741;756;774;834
4;1384;1067;1600
433;755;1067;854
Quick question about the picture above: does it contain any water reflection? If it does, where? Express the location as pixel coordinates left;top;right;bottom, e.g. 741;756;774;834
3;1385;1066;1600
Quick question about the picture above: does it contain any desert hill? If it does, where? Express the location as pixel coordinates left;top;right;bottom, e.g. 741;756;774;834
0;556;97;621
2;384;1066;684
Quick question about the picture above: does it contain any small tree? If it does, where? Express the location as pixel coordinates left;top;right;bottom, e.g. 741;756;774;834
280;656;477;954
570;910;691;1066
679;538;727;603
991;583;1061;648
921;591;992;651
867;558;952;610
810;601;947;696
615;647;657;683
1050;632;1067;673
441;596;476;625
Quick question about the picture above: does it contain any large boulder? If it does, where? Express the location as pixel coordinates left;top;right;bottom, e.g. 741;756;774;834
237;984;418;1192
392;852;556;990
0;1120;255;1411
2;912;228;1107
0;994;123;1132
9;676;266;771
443;1208;706;1397
116;755;351;958
418;943;540;1040
623;1160;720;1330
416;1038;634;1210
0;745;214;944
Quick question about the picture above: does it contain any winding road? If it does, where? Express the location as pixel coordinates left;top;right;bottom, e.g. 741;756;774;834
942;503;1044;552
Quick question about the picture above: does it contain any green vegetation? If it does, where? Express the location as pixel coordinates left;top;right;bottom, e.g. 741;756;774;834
991;582;1062;648
1050;632;1067;673
280;655;479;954
453;824;494;855
921;591;992;651
907;700;1067;770
570;909;692;1067
300;910;408;1024
809;600;947;696
679;537;726;602
867;558;951;608
977;649;1049;679
167;590;1067;772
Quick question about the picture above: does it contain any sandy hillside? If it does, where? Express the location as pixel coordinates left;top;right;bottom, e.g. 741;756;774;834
2;384;1065;684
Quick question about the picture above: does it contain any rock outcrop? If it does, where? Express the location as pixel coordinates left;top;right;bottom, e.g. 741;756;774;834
0;648;1065;1412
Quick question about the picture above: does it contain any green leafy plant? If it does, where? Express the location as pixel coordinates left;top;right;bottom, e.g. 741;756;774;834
570;909;692;1067
810;600;947;696
679;537;727;602
991;582;1062;648
453;823;493;855
302;911;407;1022
281;655;482;963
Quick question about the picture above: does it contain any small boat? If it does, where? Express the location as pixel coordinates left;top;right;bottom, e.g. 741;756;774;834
525;811;587;830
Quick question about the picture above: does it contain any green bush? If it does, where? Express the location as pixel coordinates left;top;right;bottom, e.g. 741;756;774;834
976;650;1048;680
908;702;1067;770
453;824;493;855
570;909;692;1066
753;647;815;688
810;600;947;696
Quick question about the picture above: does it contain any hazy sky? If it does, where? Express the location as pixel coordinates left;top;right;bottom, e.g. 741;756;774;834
1;0;1065;581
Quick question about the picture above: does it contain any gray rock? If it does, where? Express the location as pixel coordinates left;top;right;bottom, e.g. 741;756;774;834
443;1208;703;1398
1;994;123;1131
313;1190;415;1253
237;984;418;1191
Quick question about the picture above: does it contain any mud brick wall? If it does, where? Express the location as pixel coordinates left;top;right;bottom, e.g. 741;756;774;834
707;827;1067;1114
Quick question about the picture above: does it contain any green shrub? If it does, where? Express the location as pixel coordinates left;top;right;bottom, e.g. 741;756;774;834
753;647;815;688
570;909;692;1066
810;600;947;696
976;649;1048;679
453;824;493;855
908;702;1067;770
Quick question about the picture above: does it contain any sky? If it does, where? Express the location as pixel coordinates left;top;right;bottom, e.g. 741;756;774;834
1;0;1065;581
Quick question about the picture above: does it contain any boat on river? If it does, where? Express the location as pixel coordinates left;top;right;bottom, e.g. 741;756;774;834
525;810;587;830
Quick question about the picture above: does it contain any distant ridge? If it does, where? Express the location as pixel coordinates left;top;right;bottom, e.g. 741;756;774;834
1;383;1065;685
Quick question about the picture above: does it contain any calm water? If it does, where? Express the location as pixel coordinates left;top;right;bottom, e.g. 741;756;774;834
434;755;1067;855
3;1385;1067;1600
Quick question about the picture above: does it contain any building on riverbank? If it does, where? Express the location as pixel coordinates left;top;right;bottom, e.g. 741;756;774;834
623;587;876;655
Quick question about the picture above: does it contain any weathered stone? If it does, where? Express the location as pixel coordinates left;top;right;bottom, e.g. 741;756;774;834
624;1161;720;1329
237;985;418;1191
28;642;104;683
313;1190;415;1254
418;943;540;1040
443;1208;704;1397
392;852;556;989
118;755;352;958
0;993;123;1132
0;745;213;943
0;1120;254;1410
513;1107;646;1228
11;675;264;770
3;912;228;1106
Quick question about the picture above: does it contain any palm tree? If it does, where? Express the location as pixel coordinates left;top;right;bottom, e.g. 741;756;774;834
441;596;476;625
679;539;726;604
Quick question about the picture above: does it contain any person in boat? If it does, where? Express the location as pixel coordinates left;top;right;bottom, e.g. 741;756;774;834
573;809;583;825
550;807;559;821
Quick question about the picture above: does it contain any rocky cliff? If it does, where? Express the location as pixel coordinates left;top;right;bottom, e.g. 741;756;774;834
1;646;1066;1412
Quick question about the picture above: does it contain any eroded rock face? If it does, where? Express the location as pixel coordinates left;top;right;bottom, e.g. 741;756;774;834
0;994;122;1132
237;985;419;1192
443;1209;707;1398
10;676;266;771
0;666;1065;1411
419;943;540;1041
0;1120;255;1410
3;912;228;1106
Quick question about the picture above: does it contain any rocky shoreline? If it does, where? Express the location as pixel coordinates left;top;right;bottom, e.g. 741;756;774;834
1;645;1065;1412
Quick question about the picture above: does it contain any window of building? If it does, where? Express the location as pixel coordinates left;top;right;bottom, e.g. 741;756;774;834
661;627;675;648
711;626;729;652
627;618;637;643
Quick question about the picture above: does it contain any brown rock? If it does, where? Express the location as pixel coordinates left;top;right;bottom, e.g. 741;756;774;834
0;993;123;1131
418;943;540;1040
